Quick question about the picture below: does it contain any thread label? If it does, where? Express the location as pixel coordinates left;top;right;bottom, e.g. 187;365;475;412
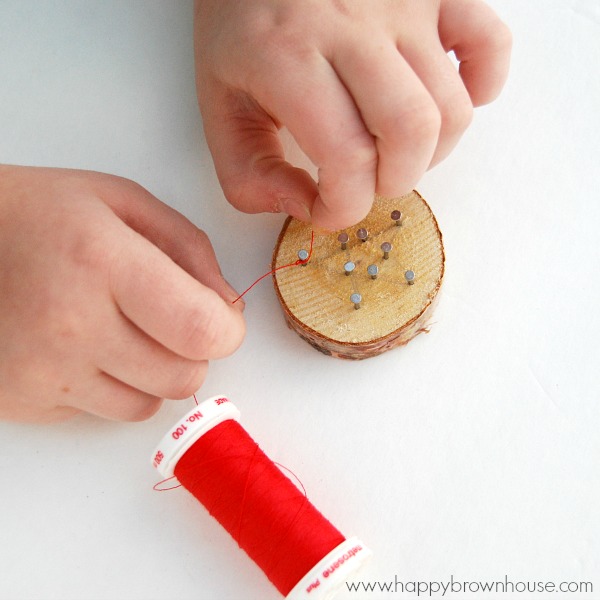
286;536;372;600
151;396;241;477
152;450;165;468
321;544;364;580
172;425;188;440
167;408;207;444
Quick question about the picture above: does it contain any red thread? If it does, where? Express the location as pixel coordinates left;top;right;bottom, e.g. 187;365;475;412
173;418;345;596
232;230;315;304
153;476;181;492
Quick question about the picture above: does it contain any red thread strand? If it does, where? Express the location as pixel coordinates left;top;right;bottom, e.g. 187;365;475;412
153;476;181;492
232;230;315;304
174;418;345;596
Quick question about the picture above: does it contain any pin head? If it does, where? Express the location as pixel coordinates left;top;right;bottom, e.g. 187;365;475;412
344;261;356;275
381;242;392;259
338;232;349;250
367;264;379;279
297;249;309;263
356;228;368;242
405;270;415;284
391;210;402;225
350;293;362;309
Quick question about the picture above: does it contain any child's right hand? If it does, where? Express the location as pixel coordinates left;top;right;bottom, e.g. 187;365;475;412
195;0;512;231
0;165;246;423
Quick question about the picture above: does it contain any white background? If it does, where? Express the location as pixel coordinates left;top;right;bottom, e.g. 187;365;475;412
1;1;598;599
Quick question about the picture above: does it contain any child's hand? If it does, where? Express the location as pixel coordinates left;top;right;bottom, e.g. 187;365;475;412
195;0;511;230
0;166;245;423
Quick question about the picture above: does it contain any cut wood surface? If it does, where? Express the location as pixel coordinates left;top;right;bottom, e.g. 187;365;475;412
272;191;445;359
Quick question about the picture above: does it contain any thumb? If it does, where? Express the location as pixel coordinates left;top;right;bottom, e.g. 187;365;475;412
97;176;241;306
199;82;318;222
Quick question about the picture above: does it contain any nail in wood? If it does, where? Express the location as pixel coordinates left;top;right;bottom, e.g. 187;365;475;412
344;261;356;276
381;242;392;260
338;232;349;250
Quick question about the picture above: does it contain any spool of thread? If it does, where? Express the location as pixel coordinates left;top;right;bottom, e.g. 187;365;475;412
151;396;371;599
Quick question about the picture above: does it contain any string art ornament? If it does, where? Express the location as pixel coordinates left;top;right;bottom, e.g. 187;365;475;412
272;191;445;359
152;396;371;599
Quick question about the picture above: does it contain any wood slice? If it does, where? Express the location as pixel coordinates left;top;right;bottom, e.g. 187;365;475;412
271;191;445;360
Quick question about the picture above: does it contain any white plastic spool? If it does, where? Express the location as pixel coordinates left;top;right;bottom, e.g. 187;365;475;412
151;395;371;600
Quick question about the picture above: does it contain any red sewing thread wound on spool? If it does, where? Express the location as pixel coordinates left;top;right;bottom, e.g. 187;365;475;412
151;396;371;599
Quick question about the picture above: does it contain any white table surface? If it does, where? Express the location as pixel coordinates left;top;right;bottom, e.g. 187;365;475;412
1;1;599;599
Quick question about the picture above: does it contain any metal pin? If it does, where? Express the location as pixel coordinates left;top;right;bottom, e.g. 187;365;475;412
380;242;392;260
350;292;362;310
367;264;379;280
356;228;369;242
391;210;402;226
405;270;415;285
344;261;356;276
338;232;349;250
297;249;309;266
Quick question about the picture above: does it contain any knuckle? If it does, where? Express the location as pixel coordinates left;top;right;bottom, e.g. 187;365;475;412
183;226;213;262
191;227;211;249
217;150;269;213
263;29;303;59
107;173;147;196
220;173;259;214
86;172;150;208
333;132;378;173
490;21;513;54
250;6;310;57
239;12;316;84
397;101;442;142
74;233;111;274
219;173;242;208
440;92;473;135
167;225;214;270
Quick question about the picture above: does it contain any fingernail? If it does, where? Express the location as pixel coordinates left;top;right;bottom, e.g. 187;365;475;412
280;198;312;222
222;277;245;310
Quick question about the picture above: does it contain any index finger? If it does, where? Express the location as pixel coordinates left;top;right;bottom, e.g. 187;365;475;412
109;229;246;361
251;52;377;230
